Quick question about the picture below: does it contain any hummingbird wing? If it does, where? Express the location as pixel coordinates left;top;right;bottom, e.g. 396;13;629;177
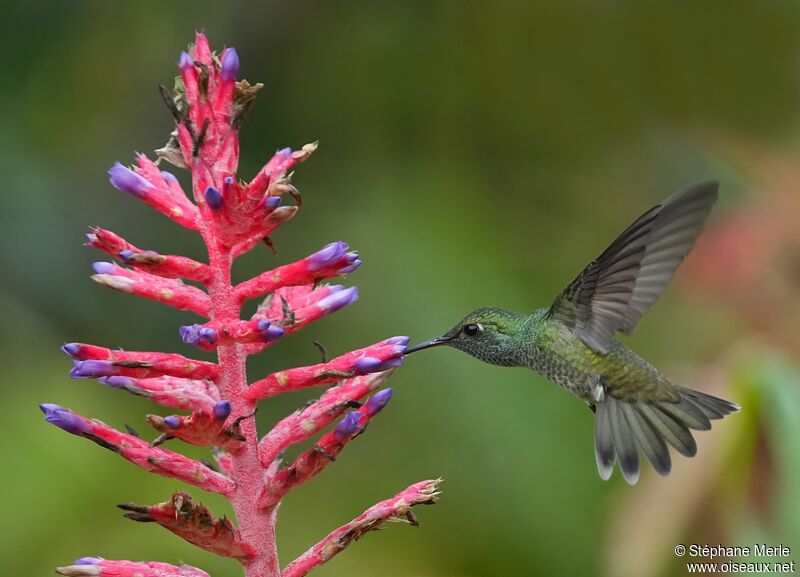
547;181;718;354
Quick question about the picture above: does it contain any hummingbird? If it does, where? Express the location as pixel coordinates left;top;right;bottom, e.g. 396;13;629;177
406;181;739;485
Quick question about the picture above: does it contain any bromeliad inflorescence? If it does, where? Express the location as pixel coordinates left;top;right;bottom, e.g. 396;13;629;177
44;33;441;577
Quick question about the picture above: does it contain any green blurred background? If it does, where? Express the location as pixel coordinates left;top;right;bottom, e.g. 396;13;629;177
1;1;799;576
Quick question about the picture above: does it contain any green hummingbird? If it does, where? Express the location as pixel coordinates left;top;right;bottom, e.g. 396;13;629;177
406;181;739;485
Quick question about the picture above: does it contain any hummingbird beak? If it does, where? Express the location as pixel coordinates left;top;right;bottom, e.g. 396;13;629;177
405;335;451;354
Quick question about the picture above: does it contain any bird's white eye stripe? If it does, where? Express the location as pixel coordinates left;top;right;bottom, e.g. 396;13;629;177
476;323;484;332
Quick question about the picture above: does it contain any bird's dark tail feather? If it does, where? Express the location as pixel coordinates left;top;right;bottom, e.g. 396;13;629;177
594;386;740;485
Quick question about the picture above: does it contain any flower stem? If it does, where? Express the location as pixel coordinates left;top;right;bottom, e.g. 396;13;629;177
205;241;279;577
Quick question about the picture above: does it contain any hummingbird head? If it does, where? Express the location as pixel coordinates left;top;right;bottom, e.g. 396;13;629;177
406;307;525;366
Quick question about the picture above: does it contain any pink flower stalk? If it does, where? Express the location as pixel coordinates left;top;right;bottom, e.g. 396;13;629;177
43;33;440;577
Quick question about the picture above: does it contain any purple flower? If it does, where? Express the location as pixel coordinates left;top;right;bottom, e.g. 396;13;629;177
178;51;194;70
264;195;281;211
355;355;404;374
61;343;82;357
163;415;181;429
98;375;135;389
179;325;202;345
40;404;90;435
118;250;135;263
179;324;217;346
338;258;362;274
108;162;154;198
354;357;381;374
307;241;349;271
74;557;103;566
161;170;178;183
264;326;284;342
256;319;284;342
213;400;232;421
199;327;219;344
220;47;239;81
318;286;359;312
333;411;361;441
386;336;410;346
365;388;393;416
70;360;117;379
92;262;116;275
205;186;224;210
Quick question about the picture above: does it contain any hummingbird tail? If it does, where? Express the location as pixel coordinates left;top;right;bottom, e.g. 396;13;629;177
594;386;740;485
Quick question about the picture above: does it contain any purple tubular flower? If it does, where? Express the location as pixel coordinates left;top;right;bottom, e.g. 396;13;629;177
108;162;154;197
213;400;232;421
220;47;239;81
204;186;224;210
161;170;178;183
70;360;117;379
338;258;362;274
333;411;362;441
163;415;181;429
354;357;382;374
256;319;284;341
307;241;349;271
264;195;281;211
318;286;359;312
222;176;237;196
178;51;194;70
179;324;202;345
365;388;393;416
98;375;135;389
61;343;82;357
74;557;103;566
386;336;411;346
263;325;284;342
199;327;218;344
118;250;135;263
92;262;116;275
40;404;91;435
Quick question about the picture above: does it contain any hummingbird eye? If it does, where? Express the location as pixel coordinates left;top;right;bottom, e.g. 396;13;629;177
463;323;481;336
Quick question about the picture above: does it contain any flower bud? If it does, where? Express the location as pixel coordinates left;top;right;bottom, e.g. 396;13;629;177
204;186;223;210
333;411;361;441
108;163;154;197
70;360;117;379
61;343;82;357
99;375;136;389
318;286;358;312
365;388;393;416
178;51;194;70
163;416;182;429
307;241;349;271
213;400;232;421
353;357;382;374
220;47;239;81
40;404;91;435
92;262;116;275
264;195;281;211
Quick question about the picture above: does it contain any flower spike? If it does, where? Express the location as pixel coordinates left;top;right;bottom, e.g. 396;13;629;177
45;33;440;577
